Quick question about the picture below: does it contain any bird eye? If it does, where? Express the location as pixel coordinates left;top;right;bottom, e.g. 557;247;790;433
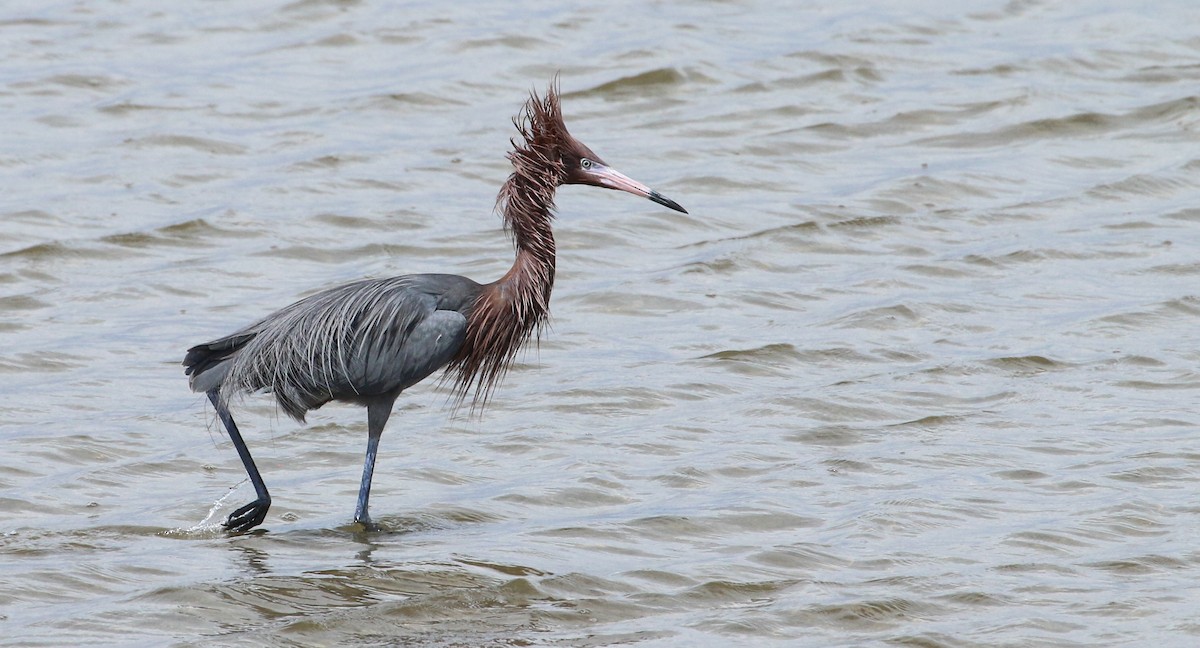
580;158;593;170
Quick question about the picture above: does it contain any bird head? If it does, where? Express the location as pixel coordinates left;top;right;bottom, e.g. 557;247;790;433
513;81;687;214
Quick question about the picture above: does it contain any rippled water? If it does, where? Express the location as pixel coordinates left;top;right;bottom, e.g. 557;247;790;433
3;1;1200;646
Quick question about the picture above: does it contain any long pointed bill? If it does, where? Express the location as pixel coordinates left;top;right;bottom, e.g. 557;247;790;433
587;163;688;214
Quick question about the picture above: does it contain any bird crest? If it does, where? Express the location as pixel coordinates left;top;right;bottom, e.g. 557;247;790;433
508;81;570;180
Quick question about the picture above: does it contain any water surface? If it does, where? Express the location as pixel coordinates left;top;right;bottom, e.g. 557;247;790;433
2;1;1200;646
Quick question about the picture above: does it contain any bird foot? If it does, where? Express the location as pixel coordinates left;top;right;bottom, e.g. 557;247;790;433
223;497;270;534
352;515;380;533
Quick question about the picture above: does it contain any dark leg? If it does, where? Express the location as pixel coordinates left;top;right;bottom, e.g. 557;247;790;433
354;399;394;528
208;390;271;533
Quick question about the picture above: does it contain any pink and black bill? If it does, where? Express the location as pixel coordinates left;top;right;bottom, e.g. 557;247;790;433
579;158;688;214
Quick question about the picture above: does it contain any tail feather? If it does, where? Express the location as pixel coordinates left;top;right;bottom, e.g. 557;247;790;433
183;332;256;393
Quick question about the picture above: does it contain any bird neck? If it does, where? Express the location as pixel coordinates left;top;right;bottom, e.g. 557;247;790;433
497;169;557;306
446;169;558;408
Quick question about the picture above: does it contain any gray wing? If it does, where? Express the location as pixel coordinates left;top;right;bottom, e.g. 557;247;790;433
187;274;481;421
341;300;468;396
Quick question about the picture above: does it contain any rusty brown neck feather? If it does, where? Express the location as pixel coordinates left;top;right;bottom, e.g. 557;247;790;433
447;92;565;408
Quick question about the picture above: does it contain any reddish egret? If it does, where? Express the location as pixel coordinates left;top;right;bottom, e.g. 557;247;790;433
183;81;687;533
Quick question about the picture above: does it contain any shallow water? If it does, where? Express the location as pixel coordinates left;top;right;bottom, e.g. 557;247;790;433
3;1;1200;646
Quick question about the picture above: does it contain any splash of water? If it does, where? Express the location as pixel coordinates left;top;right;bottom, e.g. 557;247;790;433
183;480;247;533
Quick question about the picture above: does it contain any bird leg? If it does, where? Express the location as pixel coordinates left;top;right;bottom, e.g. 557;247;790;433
354;399;394;529
208;390;271;534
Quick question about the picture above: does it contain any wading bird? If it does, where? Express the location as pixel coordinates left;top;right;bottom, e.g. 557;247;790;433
183;81;687;533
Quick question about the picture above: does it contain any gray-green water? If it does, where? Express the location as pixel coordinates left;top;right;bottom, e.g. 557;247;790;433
3;1;1199;646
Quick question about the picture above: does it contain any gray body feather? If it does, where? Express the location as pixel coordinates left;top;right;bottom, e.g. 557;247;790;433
184;273;482;421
